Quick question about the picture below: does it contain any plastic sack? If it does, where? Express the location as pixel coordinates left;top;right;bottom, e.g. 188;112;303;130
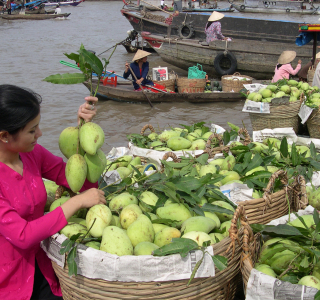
188;63;206;79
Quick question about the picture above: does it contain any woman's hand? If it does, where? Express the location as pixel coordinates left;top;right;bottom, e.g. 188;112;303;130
298;59;302;64
125;62;129;72
136;78;144;85
77;96;98;125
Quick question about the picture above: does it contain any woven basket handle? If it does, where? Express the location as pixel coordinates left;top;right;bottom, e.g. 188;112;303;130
292;175;308;211
262;170;288;208
233;72;241;76
55;186;77;200
162;151;180;162
238;128;251;146
205;133;224;158
140;124;155;135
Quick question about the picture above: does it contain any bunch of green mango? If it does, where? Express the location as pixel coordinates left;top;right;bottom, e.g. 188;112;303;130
246;79;318;103
58;122;106;192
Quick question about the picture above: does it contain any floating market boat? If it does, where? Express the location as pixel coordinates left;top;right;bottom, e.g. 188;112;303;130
44;0;83;7
230;0;320;14
83;79;245;103
1;12;70;19
142;32;312;79
182;6;235;12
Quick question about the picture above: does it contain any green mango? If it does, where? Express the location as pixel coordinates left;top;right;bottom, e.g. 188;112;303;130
84;149;107;183
49;196;70;212
152;223;169;234
255;264;277;278
59;126;84;159
230;141;245;155
182;231;213;246
219;220;232;237
181;216;217;234
120;204;142;229
219;171;241;186
65;154;87;193
127;157;142;171
250;142;268;153
220;155;236;171
167;136;191;151
79;122;105;155
199;165;217;177
134;242;159;255
127;214;155;247
100;226;133;256
116;167;132;180
189;139;206;150
86;204;112;238
44;180;59;212
287;214;315;228
211;201;235;222
154;227;181;247
139;191;159;212
204;211;221;228
147;132;158;141
60;223;88;241
201;131;214;140
109;192;138;212
114;155;133;167
298;276;320;289
280;85;291;94
110;215;122;228
85;241;101;250
270;250;297;274
209;232;225;244
158;130;180;142
156;203;192;228
209;158;225;168
186;132;200;142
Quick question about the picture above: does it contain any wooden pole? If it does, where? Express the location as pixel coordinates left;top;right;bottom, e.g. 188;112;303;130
128;65;154;108
140;0;173;16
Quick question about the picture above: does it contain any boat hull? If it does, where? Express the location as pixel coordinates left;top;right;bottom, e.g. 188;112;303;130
83;80;245;103
44;0;83;6
1;13;70;19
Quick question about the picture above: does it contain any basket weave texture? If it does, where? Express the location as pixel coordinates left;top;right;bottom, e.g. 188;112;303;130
307;108;320;139
176;77;206;93
307;67;316;86
249;100;301;133
52;208;251;300
153;79;175;92
221;73;253;92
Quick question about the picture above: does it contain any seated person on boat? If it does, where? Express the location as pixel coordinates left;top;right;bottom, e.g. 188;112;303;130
204;11;231;43
298;52;320;82
271;51;301;83
54;3;61;14
123;49;167;92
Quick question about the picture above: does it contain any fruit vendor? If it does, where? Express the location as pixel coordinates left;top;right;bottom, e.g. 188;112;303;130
0;85;106;300
123;49;167;92
271;50;302;83
204;11;231;43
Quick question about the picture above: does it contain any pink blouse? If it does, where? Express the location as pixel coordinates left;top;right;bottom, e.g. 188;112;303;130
205;21;225;43
0;144;97;300
272;63;301;83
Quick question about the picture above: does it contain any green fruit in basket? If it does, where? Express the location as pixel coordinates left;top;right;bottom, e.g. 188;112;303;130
296;145;311;158
186;132;200;142
221;155;236;171
79;122;105;156
127;157;142;171
150;140;163;148
211;201;235;222
158;130;180;142
167;136;192;151
190;139;206;150
298;276;320;290
109;192;138;212
59;126;85;159
287;214;315;228
198;196;208;207
247;92;257;101
100;226;133;256
154;147;172;151
230;141;245;156
266;85;277;92
116;167;132;179
182;231;213;246
291;88;300;99
202;131;214;140
262;98;272;103
127;214;155;247
156;203;192;228
114;155;133;167
49;196;69;213
209;232;225;244
275;91;286;98
154;227;181;247
313;86;320;92
68;217;86;224
60;223;88;240
289;96;297;102
66;154;87;193
139;191;159;212
86;204;112;238
301;82;311;91
252;93;263;102
120;204;142;230
209;158;225;168
279;85;291;94
250;142;269;153
199;165;217;177
148;132;158;141
255;264;277;278
153;223;169;234
288;79;299;87
219;171;241;186
263;137;281;147
308;190;320;210
149;213;158;220
134;242;159;255
312;262;320;281
219;220;232;237
204;211;221;228
85;241;101;250
266;166;279;173
252;190;261;199
312;92;320;99
110;215;122;228
181;216;217;234
84;149;107;183
245;166;265;176
259;88;273;99
270;250;296;274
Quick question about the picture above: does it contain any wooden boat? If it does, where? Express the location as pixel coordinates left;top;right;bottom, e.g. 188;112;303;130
44;0;83;7
182;6;234;12
1;12;70;19
142;33;313;79
83;80;245;103
230;0;320;14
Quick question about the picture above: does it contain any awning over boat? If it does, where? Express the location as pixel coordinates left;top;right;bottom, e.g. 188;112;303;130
296;32;320;46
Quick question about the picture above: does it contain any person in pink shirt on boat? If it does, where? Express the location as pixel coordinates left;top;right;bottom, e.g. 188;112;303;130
0;84;106;300
272;50;302;83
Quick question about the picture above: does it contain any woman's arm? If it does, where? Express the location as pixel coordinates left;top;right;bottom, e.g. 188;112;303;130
215;22;226;40
123;62;131;79
284;61;301;76
140;62;149;81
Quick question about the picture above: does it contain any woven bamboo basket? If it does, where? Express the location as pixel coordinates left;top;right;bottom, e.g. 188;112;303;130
154;79;175;92
249;100;301;133
307;108;320;139
176;77;206;93
236;171;307;225
221;72;253;92
307;66;316;86
51;206;252;300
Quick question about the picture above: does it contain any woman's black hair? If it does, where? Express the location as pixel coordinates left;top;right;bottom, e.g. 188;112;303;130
206;21;213;29
276;64;283;70
0;85;42;136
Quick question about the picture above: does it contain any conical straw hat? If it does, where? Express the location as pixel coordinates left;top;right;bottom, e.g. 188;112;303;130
132;49;152;62
208;11;224;22
316;52;320;59
278;51;296;64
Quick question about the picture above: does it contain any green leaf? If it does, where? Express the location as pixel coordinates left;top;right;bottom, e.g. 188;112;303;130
223;131;230;145
241;170;272;182
291;143;300;167
261;224;304;236
195;153;209;165
43;73;86;84
192;205;205;216
244;153;263;173
152;218;178;227
79;47;104;77
310;142;317;160
227;122;240;132
67;247;78;276
212;255;228;271
300;255;309;268
187;255;204;286
310;160;320;171
202;203;234;216
280;137;289;158
153;238;199;257
64;52;80;64
314;290;320;300
60;237;77;255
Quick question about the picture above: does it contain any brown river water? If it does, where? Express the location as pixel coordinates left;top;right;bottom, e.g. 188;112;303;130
1;1;320;158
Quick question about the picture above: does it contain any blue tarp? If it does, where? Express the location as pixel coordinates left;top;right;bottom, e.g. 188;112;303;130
296;32;320;46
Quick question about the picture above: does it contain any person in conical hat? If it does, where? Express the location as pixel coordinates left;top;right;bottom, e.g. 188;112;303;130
298;52;320;82
204;11;230;44
123;49;155;90
272;50;301;83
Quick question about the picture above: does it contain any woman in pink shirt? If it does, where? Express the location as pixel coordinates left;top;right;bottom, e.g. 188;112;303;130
0;85;106;300
272;50;302;83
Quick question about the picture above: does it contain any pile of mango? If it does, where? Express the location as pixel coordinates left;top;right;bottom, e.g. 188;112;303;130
246;80;318;103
